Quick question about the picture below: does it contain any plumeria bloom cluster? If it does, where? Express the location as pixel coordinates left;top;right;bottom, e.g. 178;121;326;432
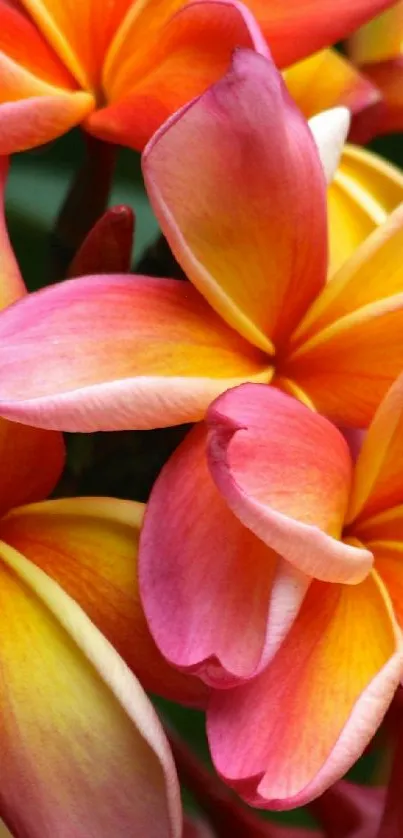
0;0;403;835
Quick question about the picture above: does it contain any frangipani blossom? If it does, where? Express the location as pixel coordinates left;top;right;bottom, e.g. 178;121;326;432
141;376;403;809
349;2;403;135
0;0;395;153
0;158;204;835
1;50;403;435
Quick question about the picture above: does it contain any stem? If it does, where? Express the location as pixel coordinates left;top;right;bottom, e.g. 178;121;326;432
51;133;117;279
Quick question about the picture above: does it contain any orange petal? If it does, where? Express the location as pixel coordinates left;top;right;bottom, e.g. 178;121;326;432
284;49;382;142
0;158;26;308
143;48;327;353
243;0;400;68
328;143;403;275
87;0;268;151
208;572;402;808
349;3;403;64
347;373;403;524
0;538;182;838
0;420;64;517
0;46;94;151
0;274;269;431
0;497;208;707
0;0;75;88
282;204;403;427
19;0;134;90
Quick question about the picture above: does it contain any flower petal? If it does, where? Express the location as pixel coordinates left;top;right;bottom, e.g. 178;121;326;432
140;424;308;688
347;373;403;524
308;106;351;186
0;274;269;431
285;49;381;144
207;383;372;584
20;0;134;89
0;538;181;838
0;0;76;88
208;572;402;809
244;0;399;68
142;48;327;353
0;497;207;706
89;0;268;150
0;158;26;308
0;420;64;517
328;143;403;275
283;203;403;428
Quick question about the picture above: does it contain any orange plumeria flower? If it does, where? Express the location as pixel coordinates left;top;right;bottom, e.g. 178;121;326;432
0;0;397;153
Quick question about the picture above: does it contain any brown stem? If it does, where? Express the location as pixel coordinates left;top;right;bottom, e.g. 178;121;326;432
51;133;117;279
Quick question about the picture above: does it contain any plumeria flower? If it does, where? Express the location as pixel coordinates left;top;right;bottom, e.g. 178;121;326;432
0;0;395;153
348;1;403;135
0;159;206;835
1;50;403;435
140;374;403;808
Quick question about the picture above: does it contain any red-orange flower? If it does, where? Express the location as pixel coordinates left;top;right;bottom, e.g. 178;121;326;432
0;0;397;152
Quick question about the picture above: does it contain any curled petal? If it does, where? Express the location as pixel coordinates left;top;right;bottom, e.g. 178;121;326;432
0;497;207;706
89;0;268;150
0;275;269;431
0;538;182;837
140;424;308;688
208;573;402;809
207;384;371;584
0;91;94;154
143;48;327;353
308;106;351;185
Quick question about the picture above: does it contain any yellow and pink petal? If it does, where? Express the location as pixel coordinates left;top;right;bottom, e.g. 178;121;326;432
208;573;403;809
0;274;269;431
0;538;182;837
0;496;207;707
140;423;308;688
206;384;372;583
143;48;328;353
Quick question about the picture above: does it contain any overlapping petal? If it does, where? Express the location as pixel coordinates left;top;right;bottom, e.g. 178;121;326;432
284;49;382;142
206;384;372;583
0;274;269;431
140;424;308;688
87;0;268;151
208;573;402;809
0;538;181;838
283;204;403;428
328;144;403;274
243;0;399;68
143;48;327;352
360;58;403;135
349;3;403;64
347;373;403;523
0;497;207;705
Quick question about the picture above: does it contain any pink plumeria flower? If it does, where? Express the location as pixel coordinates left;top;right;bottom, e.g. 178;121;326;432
139;373;403;808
